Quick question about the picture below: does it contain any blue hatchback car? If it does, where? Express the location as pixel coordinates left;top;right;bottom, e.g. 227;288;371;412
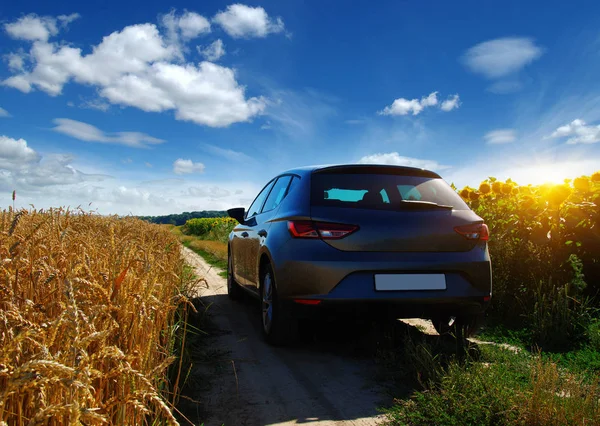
227;164;492;345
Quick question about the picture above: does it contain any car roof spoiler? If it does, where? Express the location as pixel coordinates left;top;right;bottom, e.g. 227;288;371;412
312;164;441;179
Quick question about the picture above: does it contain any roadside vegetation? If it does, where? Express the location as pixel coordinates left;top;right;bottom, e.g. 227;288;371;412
385;171;600;425
383;337;600;425
168;218;236;279
0;208;196;425
139;210;226;226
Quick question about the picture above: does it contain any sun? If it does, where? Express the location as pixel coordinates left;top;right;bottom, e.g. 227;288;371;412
513;164;571;185
501;161;597;186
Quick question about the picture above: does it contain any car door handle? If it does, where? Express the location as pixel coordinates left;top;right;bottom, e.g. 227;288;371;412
258;229;267;237
241;232;249;238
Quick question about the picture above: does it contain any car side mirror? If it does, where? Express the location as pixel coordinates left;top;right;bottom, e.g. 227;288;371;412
227;207;246;224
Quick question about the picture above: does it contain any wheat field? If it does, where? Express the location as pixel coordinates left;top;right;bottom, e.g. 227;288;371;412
0;208;193;425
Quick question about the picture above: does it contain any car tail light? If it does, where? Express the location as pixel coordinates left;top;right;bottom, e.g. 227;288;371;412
294;299;322;305
454;223;489;241
287;221;358;239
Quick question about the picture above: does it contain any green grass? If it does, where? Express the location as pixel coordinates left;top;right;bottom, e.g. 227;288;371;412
182;240;228;278
544;347;600;382
169;225;229;278
383;338;600;426
478;324;531;348
478;322;600;383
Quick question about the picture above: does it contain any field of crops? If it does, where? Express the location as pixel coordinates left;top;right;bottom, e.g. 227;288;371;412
0;208;193;425
457;171;600;349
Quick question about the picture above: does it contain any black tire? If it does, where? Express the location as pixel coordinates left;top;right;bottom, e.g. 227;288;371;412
260;264;298;346
432;313;484;339
227;252;243;300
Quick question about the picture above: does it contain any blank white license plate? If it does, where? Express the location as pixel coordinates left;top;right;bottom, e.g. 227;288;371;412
374;274;446;291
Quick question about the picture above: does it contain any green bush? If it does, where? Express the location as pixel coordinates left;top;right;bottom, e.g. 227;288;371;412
589;319;600;352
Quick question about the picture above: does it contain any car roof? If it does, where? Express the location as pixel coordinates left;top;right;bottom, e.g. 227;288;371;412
279;164;441;179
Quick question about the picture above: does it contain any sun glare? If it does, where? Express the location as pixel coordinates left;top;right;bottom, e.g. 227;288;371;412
501;161;596;186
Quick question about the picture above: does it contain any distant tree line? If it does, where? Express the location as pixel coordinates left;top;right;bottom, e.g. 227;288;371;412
138;211;227;226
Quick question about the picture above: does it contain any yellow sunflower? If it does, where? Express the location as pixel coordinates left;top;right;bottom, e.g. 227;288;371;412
502;183;513;194
492;181;503;194
547;184;572;206
479;182;491;195
573;176;590;192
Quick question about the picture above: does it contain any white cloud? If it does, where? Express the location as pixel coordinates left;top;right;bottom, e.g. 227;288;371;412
4;13;79;42
5;52;25;72
213;4;285;38
16;154;108;187
4;177;260;215
0;136;41;169
4;75;32;93
160;10;211;45
487;80;523;94
57;13;81;26
111;186;165;207
197;39;225;61
440;94;461;112
0;133;260;215
0;137;107;190
379;98;424;116
178;11;211;40
357;152;450;171
80;98;110;112
2;14;266;127
173;159;205;174
203;144;252;162
52;118;165;148
264;89;338;137
462;37;543;79
145;162;153;168
379;91;459;116
549;119;600;144
484;129;517;144
188;185;231;198
420;92;438;107
0;107;10;117
5;14;59;41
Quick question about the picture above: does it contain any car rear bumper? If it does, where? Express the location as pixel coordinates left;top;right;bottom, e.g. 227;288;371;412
288;298;489;321
271;238;491;312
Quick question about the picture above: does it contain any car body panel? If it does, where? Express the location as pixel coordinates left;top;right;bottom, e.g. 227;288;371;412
309;206;482;252
227;164;492;319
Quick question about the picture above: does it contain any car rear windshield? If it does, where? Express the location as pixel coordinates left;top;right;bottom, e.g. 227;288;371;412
310;173;469;210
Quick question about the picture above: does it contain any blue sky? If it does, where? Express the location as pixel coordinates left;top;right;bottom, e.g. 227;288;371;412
1;0;599;215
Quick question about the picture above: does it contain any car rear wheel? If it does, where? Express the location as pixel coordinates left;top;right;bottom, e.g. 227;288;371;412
432;313;483;338
227;253;243;300
261;264;297;346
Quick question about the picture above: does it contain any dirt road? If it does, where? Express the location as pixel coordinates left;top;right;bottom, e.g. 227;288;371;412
179;247;391;426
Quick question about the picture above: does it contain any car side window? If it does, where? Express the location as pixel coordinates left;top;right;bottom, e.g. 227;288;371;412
246;180;275;219
262;176;293;213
